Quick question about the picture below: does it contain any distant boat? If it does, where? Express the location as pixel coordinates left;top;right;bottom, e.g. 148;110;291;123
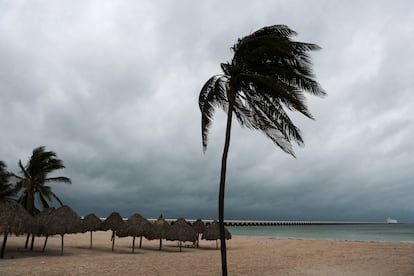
386;217;398;224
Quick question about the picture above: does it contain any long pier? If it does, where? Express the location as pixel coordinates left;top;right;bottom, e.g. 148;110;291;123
222;220;387;226
146;218;388;226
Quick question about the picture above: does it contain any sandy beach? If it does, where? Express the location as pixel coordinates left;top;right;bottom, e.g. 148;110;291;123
1;232;414;275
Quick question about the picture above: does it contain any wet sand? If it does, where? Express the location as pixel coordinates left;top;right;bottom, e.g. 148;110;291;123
1;232;414;275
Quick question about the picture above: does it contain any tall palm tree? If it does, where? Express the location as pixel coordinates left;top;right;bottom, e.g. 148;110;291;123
199;25;325;275
13;146;71;249
0;161;16;202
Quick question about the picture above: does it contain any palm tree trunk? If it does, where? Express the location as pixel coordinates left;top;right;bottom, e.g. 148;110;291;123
218;96;234;276
1;232;8;259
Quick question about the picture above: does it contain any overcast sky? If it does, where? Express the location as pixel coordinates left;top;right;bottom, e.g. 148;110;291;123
1;0;413;222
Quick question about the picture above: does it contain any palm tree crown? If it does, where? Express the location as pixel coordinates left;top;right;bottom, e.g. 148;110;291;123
199;25;326;156
0;161;16;202
14;146;71;215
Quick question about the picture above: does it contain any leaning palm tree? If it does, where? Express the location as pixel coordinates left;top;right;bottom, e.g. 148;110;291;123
199;25;325;275
13;146;71;249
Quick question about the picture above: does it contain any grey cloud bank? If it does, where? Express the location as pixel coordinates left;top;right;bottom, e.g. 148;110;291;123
1;1;413;222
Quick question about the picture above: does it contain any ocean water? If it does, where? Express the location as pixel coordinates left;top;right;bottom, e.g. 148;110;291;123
227;223;414;243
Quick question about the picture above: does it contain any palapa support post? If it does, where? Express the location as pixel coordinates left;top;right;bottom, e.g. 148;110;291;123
1;232;8;259
159;239;162;250
42;236;48;252
24;233;30;249
30;233;35;251
90;231;93;249
139;236;143;249
132;236;136;253
111;230;115;252
60;235;64;256
197;233;199;248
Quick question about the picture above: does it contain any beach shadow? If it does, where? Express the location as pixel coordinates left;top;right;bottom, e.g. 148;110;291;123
1;246;78;259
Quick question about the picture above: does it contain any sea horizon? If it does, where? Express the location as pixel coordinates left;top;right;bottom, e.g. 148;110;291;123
95;215;414;243
227;223;414;243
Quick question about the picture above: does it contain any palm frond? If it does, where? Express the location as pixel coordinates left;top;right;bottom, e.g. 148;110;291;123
38;192;50;209
199;24;325;155
239;73;314;119
251;25;298;38
199;75;230;151
0;161;17;201
18;160;30;179
51;192;64;206
44;176;72;184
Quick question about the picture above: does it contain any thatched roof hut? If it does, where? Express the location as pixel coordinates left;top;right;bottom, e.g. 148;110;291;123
41;205;82;255
80;213;102;249
146;214;170;250
202;221;231;240
44;205;81;236
192;219;205;248
202;221;231;249
101;212;124;251
0;200;35;258
165;218;197;252
116;213;151;253
0;200;34;235
32;208;55;252
192;219;206;234
81;213;102;233
101;212;124;231
34;208;55;236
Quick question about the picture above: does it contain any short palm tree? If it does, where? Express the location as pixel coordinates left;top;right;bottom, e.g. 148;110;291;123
14;146;71;215
0;161;16;202
199;25;326;275
13;146;71;249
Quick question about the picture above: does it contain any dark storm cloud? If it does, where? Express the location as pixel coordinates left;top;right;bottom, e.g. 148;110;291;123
1;1;414;222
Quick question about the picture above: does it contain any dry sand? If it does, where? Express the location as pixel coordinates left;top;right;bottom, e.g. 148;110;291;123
1;232;414;275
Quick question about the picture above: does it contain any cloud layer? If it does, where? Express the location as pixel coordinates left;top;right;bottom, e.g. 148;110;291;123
1;1;413;222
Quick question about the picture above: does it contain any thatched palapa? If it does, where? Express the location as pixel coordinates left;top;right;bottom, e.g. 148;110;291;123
80;213;102;249
101;212;124;252
165;218;197;252
41;205;82;255
0;200;35;258
192;219;206;248
202;221;231;249
34;208;55;252
146;214;171;250
116;213;151;253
